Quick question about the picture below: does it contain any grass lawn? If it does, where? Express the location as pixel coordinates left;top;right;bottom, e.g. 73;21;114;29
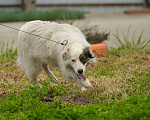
0;42;150;119
0;9;84;22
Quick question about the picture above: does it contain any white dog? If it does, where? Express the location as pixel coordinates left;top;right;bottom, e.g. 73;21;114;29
17;20;96;91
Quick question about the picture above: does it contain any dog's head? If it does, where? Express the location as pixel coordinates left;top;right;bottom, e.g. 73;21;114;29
62;43;96;81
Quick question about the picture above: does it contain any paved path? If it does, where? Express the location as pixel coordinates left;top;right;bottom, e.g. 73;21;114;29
0;13;150;50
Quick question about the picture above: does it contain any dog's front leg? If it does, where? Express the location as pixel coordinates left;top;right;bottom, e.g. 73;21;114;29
77;80;87;91
78;78;92;91
78;83;86;91
42;64;59;83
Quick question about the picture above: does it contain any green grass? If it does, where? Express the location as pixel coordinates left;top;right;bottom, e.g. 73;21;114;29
0;31;150;119
0;87;149;119
113;26;150;50
0;79;150;120
0;9;84;22
0;40;17;63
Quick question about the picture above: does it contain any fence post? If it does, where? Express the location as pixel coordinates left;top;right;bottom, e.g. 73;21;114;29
145;0;149;8
24;0;36;11
21;0;25;11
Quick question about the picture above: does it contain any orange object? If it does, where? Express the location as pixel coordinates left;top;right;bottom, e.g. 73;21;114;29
124;9;150;14
91;43;107;57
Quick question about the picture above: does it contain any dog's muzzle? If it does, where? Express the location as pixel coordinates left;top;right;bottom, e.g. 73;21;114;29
77;69;86;81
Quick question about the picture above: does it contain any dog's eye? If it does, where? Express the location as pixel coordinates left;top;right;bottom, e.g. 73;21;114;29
71;59;76;63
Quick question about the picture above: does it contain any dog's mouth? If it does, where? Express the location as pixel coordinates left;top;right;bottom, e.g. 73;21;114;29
77;74;86;81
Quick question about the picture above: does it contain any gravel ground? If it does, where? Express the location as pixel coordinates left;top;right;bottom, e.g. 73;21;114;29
0;12;150;49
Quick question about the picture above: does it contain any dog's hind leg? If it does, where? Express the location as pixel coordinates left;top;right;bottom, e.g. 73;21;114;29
26;64;42;88
28;72;41;88
25;61;41;88
41;64;59;84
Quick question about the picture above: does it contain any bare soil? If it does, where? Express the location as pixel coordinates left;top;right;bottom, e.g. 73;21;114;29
41;94;97;106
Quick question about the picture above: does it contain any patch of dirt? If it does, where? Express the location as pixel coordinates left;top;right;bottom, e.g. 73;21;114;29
141;57;149;61
41;94;98;106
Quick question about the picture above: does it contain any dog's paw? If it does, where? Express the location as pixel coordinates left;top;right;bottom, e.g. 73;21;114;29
31;82;42;88
80;87;86;91
78;83;86;91
81;79;92;87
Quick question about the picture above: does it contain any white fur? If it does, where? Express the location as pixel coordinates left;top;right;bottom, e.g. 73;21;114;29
17;20;96;90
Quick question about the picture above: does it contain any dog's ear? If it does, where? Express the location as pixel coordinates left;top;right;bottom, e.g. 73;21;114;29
85;51;94;58
83;47;94;58
62;48;70;61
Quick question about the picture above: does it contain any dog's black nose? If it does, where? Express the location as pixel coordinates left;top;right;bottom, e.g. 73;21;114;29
78;69;83;74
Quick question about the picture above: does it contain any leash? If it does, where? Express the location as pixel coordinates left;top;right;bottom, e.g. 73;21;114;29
0;23;68;85
0;23;68;46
